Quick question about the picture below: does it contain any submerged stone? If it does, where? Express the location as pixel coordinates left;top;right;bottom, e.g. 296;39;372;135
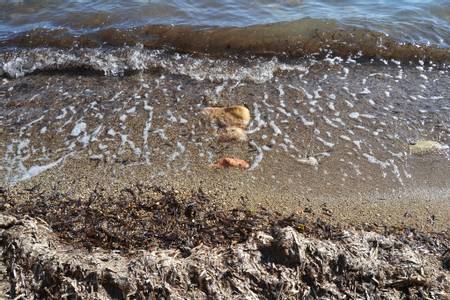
201;105;251;129
409;140;447;155
218;126;247;142
209;157;250;170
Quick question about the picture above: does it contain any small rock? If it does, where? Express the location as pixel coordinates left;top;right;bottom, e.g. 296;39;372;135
201;105;250;129
297;156;318;167
218;126;247;142
209;157;250;170
409;140;447;155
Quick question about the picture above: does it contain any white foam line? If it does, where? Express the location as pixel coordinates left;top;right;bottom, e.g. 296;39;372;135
25;116;45;127
316;137;335;148
4;136;75;184
249;141;264;171
215;82;226;96
333;118;347;127
269;121;282;136
154;128;168;140
89;125;103;142
363;153;389;177
18;154;69;183
276;107;291;117
278;84;285;97
109;91;123;102
300;116;314;126
71;119;86;137
247;103;266;134
4;139;29;183
323;116;339;128
126;106;136;114
298;86;313;99
389;159;403;185
262;92;273;107
342;86;357;100
353;140;363;149
119;134;142;156
313;87;322;99
297;156;318;168
143;101;154;164
168;141;186;162
360;114;376;119
166;110;178;123
20;115;45;136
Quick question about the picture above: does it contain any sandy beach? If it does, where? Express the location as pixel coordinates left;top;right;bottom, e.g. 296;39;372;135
1;52;449;228
0;46;449;298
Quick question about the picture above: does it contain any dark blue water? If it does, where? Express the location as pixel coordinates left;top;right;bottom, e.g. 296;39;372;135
1;0;449;47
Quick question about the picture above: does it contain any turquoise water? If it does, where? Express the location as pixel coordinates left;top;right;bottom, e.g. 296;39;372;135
1;0;449;47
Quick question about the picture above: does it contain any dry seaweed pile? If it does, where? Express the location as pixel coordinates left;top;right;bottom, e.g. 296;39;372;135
0;185;450;299
0;185;313;252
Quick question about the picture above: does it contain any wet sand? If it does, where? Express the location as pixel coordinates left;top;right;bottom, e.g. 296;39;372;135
1;53;449;231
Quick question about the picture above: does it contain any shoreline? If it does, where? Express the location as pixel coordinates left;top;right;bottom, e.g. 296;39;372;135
1;56;449;231
3;155;450;232
0;50;449;298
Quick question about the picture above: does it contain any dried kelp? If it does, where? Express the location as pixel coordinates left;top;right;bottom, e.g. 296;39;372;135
0;185;449;299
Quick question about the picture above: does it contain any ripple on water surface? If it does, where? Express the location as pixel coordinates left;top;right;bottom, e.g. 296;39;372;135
1;0;449;47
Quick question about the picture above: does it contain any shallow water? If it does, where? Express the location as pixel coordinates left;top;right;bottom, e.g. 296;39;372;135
1;51;449;191
1;0;450;48
0;2;449;229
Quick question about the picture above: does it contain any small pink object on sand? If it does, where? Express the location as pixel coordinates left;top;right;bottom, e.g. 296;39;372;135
209;157;250;170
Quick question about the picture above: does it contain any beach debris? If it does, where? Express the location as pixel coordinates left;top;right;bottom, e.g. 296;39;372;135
409;140;448;155
209;157;250;169
201;105;250;129
1;186;449;299
2;212;449;299
201;105;251;166
217;126;247;142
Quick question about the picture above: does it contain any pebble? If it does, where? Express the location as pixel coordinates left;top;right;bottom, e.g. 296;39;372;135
297;156;319;167
209;157;250;170
201;105;250;129
409;140;447;155
218;126;247;142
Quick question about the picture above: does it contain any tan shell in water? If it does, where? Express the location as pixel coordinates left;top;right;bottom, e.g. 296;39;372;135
201;105;251;129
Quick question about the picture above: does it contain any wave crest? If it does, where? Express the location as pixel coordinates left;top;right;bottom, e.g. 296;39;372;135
1;20;449;65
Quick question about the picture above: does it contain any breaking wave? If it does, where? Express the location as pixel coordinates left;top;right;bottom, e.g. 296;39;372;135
1;19;449;78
